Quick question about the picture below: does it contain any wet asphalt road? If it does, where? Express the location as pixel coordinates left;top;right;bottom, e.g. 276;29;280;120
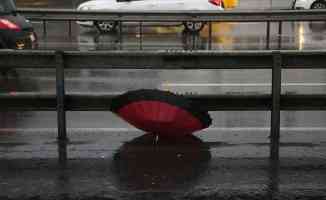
33;12;326;51
0;0;326;199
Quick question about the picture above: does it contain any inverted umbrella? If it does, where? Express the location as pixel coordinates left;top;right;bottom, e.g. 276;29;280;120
110;89;212;137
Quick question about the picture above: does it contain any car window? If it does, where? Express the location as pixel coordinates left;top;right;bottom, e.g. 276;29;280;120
0;0;16;14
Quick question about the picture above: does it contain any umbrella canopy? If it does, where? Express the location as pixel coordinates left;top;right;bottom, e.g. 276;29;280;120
110;89;212;137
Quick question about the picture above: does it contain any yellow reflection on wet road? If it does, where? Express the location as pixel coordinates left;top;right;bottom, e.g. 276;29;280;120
201;22;235;48
153;22;236;49
298;22;305;50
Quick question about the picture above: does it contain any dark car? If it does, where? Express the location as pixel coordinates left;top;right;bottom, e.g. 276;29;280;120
0;0;37;49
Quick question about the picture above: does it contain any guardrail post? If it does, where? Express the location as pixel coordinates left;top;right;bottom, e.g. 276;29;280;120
208;22;212;50
55;51;68;167
139;22;143;50
119;21;123;50
277;21;283;50
266;21;270;50
43;20;47;38
192;33;198;50
68;20;72;38
270;51;282;161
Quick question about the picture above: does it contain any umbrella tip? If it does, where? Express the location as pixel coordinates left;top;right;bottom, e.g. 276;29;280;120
154;134;159;145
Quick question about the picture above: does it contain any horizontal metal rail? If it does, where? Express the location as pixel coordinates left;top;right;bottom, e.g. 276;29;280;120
17;8;326;22
1;49;325;163
1;94;326;111
1;50;326;69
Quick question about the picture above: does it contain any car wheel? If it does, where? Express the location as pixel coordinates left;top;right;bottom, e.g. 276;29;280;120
183;22;205;33
311;0;326;9
95;21;118;33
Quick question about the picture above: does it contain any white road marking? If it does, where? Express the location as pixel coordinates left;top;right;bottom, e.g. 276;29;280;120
161;83;326;87
10;76;326;87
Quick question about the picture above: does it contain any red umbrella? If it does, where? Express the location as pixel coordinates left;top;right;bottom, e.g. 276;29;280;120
110;89;212;137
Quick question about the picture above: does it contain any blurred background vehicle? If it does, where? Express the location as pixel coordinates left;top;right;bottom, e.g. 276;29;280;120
292;0;326;9
76;0;224;33
0;0;37;49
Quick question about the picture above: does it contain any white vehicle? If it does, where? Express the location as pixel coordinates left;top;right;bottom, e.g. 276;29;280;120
77;0;224;33
292;0;326;9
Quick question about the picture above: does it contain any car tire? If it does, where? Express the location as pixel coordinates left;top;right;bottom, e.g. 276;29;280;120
311;0;326;9
95;21;118;33
183;22;205;33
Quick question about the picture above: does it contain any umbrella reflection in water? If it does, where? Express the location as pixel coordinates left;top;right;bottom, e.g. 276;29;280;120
112;134;211;191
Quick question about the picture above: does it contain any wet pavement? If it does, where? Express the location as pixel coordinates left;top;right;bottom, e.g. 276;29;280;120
0;0;326;199
0;157;326;200
31;17;326;51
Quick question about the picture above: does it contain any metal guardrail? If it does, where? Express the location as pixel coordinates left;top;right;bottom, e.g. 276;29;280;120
17;8;326;22
16;9;326;50
1;49;326;165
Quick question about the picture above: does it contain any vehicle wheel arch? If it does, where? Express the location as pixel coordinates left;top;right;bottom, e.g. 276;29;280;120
94;21;118;33
310;0;326;9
